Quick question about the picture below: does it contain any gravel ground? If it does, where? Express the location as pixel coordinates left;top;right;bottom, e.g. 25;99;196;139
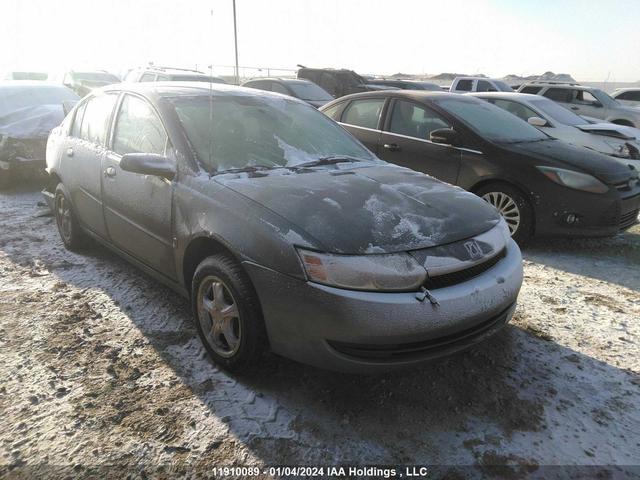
1;185;639;479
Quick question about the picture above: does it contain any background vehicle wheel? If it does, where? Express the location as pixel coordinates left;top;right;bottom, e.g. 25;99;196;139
191;254;268;374
54;183;86;251
476;183;533;244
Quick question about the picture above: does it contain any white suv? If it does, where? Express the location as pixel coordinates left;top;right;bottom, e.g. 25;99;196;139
518;82;640;128
449;77;514;93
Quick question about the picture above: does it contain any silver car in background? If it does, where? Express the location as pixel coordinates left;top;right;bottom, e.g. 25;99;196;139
611;88;640;108
472;92;640;171
518;82;640;128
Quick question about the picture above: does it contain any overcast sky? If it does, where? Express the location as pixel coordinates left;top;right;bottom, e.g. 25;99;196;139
2;0;639;81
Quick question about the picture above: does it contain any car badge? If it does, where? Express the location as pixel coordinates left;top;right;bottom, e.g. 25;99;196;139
464;240;484;260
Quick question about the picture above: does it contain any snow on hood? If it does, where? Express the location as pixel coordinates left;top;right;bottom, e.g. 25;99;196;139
0;104;65;139
577;122;640;141
214;164;500;254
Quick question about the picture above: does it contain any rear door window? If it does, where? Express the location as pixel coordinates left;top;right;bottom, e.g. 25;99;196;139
455;79;473;91
489;99;539;122
520;86;542;94
322;102;345;121
112;95;167;155
388;100;451;139
543;88;573;103
342;98;385;129
79;94;118;145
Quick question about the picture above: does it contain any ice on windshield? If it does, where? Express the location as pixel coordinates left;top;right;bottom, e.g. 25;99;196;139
170;93;375;172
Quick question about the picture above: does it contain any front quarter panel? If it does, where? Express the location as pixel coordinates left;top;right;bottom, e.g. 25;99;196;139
174;173;321;286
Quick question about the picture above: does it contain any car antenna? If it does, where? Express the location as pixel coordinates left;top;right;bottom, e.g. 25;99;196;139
208;63;214;175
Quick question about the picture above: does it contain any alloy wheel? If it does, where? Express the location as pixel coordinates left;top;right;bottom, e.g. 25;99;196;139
482;191;521;236
197;275;242;358
56;194;73;242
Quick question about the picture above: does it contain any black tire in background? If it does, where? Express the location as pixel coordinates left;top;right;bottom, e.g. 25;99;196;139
476;182;534;245
191;254;268;374
54;183;87;251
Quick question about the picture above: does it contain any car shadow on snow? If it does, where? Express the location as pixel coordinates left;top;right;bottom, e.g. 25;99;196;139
0;191;638;477
523;225;640;292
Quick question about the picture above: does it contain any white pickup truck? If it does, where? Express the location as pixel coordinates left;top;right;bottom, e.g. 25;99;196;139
449;76;514;93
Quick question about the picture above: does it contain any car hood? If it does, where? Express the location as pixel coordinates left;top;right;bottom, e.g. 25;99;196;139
576;122;639;140
215;164;500;254
499;139;634;185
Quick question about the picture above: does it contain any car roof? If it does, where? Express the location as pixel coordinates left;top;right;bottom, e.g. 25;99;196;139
0;81;70;90
469;92;541;101
523;82;593;91
245;77;311;84
329;90;477;104
99;81;307;103
613;87;640;93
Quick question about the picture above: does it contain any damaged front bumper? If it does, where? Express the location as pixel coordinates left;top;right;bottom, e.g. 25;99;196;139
0;135;48;184
243;238;523;373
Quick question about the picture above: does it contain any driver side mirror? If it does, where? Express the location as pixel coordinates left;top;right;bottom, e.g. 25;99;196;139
527;116;548;127
120;153;176;180
430;128;460;146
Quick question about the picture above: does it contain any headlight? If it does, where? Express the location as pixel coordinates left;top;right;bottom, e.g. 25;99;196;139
536;166;608;194
297;248;426;292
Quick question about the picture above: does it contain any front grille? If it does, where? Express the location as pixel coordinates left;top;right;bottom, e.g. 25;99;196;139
422;248;506;290
620;209;639;231
328;304;514;361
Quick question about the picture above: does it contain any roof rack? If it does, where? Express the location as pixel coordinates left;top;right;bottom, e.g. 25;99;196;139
526;80;581;86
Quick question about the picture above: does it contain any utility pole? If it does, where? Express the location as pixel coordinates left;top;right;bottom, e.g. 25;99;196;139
232;0;239;85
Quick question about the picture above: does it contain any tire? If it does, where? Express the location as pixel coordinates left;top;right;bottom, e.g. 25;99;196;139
191;254;268;374
54;183;87;251
476;183;533;245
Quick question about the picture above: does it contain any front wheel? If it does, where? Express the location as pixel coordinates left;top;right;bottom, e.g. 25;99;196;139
476;183;533;244
191;254;268;373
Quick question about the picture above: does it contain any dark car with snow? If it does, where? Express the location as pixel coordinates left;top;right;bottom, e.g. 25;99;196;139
297;67;397;98
45;82;523;373
321;91;640;243
0;82;79;188
61;70;120;97
242;77;334;108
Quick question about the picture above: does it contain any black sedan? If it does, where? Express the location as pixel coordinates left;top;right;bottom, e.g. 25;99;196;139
321;91;640;242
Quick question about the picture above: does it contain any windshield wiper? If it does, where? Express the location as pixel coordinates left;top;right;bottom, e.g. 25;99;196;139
210;165;273;176
293;155;364;168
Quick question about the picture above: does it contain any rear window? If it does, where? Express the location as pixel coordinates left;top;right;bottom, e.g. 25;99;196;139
616;90;640;101
0;86;79;116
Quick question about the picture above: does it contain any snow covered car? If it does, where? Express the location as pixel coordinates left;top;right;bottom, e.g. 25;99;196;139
471;92;640;171
611;88;640;108
44;83;523;373
0;82;79;188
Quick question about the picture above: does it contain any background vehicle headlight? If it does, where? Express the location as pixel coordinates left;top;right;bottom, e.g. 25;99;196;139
297;248;426;292
537;166;608;194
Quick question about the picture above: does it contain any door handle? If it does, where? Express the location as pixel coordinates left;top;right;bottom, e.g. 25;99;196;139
104;166;116;178
66;147;74;157
383;143;401;152
570;106;579;111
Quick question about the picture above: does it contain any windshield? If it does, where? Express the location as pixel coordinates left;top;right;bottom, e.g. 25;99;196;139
591;88;618;108
73;72;119;83
529;97;585;126
435;96;548;143
0;86;79;116
287;82;333;101
170;94;375;172
493;80;514;92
